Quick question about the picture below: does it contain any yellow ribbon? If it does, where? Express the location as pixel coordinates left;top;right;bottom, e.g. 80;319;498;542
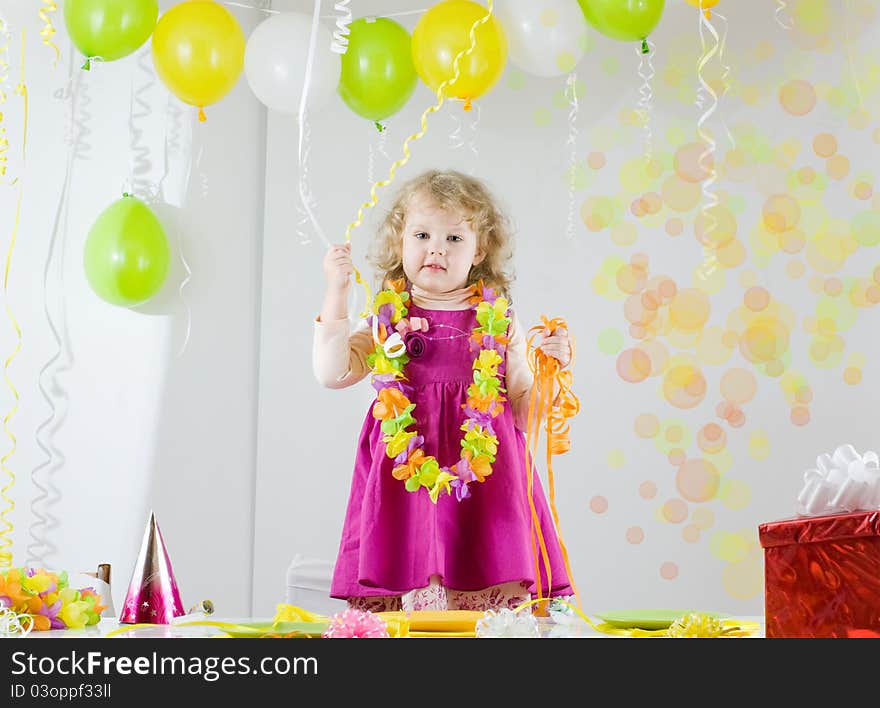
512;598;759;638
0;14;11;182
0;30;26;571
38;0;60;67
343;0;496;317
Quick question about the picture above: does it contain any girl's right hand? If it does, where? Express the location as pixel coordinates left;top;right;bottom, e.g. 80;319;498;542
323;243;353;292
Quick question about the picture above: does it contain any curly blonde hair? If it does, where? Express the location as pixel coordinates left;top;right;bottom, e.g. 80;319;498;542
368;170;515;297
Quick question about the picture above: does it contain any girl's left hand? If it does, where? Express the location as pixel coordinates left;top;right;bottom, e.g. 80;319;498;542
540;326;571;368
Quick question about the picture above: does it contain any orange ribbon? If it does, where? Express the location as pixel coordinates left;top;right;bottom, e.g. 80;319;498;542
523;317;580;614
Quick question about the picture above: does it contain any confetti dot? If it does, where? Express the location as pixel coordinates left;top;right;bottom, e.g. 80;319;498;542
674;143;712;183
660;562;679;580
844;367;862;385
762;194;800;232
748;430;770;460
634;413;660;438
682;525;700;543
662;498;688;524
791;406;811;426
663;364;707;409
608;449;626;468
626;527;645;544
587;152;606;169
786;260;806;279
669;289;711;331
639;481;657;499
666;218;683;236
590;496;608;514
598;328;625;355
798;166;816;183
827;155;850;180
813;132;838;157
720;478;752;510
854;182;873;200
617;348;652;383
533;107;552;127
676;458;720;502
697;423;727;454
779;79;817;116
722;559;763;600
744;286;771;312
720;368;758;404
668;449;686;466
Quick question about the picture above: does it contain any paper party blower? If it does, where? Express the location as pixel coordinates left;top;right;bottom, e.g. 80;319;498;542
119;511;185;624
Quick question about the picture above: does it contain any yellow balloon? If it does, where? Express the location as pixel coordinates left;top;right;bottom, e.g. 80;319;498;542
152;0;245;120
684;0;720;16
412;0;507;107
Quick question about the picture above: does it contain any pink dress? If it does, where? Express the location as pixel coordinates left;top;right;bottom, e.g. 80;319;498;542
330;301;573;605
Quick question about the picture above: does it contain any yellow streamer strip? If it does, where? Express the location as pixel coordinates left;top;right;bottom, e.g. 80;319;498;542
512;598;759;638
0;14;11;182
0;31;27;570
39;0;60;67
343;0;495;316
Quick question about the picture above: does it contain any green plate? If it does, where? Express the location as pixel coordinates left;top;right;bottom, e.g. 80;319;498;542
595;609;700;630
218;621;328;638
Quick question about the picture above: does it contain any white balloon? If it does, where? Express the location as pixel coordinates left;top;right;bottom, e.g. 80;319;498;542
494;0;589;77
244;12;340;114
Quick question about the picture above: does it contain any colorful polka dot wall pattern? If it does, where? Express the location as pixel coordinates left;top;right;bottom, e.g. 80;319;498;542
546;1;880;605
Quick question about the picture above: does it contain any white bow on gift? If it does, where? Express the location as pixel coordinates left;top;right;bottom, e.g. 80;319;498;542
797;444;880;516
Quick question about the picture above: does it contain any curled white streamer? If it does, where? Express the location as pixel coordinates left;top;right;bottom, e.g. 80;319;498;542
330;0;352;54
449;105;464;150
27;63;83;570
296;112;316;246
0;607;34;637
297;0;330;247
565;73;579;241
366;124;390;187
27;45;83;569
467;103;481;167
775;1;793;30
636;40;655;163
696;8;721;280
128;49;157;202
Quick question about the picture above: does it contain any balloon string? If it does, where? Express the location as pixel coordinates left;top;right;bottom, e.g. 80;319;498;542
330;0;352;54
467;102;481;169
695;8;721;281
38;0;60;67
523;317;581;613
295;111;318;246
636;40;655;163
565;72;579;240
775;1;793;30
0;13;11;184
128;49;157;202
344;0;496;316
0;31;27;570
297;0;330;248
27;55;81;569
449;104;464;150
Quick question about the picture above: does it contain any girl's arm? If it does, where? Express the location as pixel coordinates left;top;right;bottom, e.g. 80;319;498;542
312;315;373;389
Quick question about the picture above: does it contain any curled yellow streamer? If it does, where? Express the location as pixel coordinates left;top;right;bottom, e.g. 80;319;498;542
0;31;27;570
0;15;11;182
512;598;759;638
523;317;580;614
343;0;496;316
38;0;60;67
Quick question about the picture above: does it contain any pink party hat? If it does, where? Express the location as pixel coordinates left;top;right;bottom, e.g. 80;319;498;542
119;511;185;624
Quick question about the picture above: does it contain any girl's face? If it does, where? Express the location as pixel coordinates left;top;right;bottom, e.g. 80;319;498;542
400;191;485;294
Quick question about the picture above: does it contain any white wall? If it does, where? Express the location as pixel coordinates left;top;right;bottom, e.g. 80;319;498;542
256;0;880;618
2;1;265;616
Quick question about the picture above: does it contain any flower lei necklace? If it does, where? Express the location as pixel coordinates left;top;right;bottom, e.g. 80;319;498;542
366;278;511;503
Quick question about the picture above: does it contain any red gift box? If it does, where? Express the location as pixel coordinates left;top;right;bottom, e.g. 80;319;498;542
759;510;880;638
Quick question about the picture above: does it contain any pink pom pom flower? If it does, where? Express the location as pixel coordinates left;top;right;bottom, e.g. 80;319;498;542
322;609;389;638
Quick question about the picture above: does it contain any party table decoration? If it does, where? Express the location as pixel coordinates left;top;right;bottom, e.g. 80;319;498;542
0;567;106;632
760;444;880;637
119;511;184;625
795;443;880;517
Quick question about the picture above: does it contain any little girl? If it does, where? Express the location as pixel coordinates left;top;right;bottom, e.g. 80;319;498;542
313;170;574;612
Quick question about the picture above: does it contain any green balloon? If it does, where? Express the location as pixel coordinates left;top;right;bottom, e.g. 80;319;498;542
577;0;664;43
84;195;170;307
338;17;418;123
64;0;158;69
